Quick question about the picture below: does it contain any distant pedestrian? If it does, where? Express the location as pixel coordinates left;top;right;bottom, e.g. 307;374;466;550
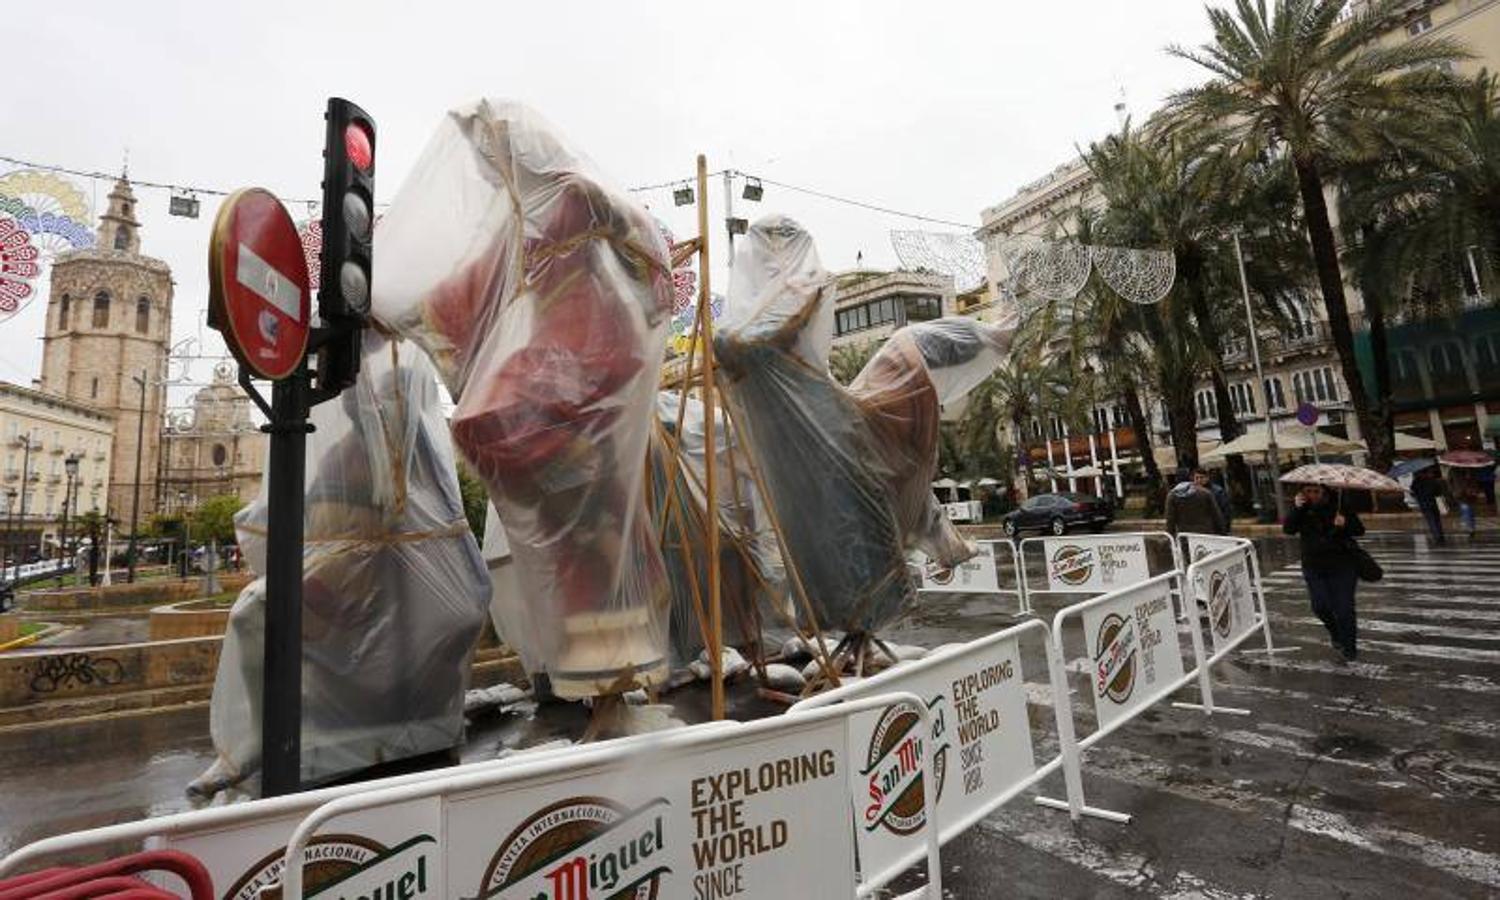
1166;467;1226;536
1411;467;1447;545
1453;475;1478;538
1283;484;1365;662
1209;472;1233;534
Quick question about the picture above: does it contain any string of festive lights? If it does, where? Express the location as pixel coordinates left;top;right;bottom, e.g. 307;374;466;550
3;151;992;236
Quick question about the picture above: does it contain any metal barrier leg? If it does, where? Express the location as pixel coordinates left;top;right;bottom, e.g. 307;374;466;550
1032;636;1132;823
1174;565;1251;717
1238;550;1298;656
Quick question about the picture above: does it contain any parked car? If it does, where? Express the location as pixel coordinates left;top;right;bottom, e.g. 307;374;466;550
1002;492;1113;537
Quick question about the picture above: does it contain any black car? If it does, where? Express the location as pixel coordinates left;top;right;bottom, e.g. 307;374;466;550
1002;492;1113;537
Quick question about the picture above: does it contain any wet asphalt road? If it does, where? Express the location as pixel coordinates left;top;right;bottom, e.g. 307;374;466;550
1;532;1497;898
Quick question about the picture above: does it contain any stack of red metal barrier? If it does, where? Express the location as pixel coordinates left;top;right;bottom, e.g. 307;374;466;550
0;851;211;899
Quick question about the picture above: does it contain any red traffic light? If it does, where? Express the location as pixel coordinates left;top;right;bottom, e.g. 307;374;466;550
344;122;373;173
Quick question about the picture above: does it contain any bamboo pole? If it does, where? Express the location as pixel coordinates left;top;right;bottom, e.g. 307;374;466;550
696;154;725;721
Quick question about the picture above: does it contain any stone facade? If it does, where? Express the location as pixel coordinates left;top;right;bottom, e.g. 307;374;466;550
0;382;115;555
160;361;266;510
37;177;172;530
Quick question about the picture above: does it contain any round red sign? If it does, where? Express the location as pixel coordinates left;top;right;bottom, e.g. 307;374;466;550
208;188;311;380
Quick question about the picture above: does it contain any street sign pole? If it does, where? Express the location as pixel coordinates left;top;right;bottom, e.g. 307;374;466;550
260;367;309;796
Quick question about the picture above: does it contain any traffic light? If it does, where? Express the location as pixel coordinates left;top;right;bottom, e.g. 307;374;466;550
316;97;375;392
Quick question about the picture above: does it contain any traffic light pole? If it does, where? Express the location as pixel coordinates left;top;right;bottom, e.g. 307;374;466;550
259;365;311;797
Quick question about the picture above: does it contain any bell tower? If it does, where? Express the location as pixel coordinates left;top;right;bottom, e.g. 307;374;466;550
38;174;173;528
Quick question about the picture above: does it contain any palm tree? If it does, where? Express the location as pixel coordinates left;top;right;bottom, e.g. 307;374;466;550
1167;0;1469;470
828;340;879;386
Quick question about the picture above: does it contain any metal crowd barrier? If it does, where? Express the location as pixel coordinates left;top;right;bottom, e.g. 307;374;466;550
277;693;942;900
791;619;1062;895
913;538;1026;614
0;726;734;894
1017;531;1182;618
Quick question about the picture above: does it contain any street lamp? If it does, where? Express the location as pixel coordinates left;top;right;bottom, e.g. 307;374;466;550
178;489;190;581
58;453;80;586
127;368;150;583
1232;233;1287;521
2;487;14;609
16;433;33;574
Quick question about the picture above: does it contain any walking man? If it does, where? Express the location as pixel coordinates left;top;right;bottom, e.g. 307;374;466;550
1166;468;1227;536
1411;467;1447;546
1283;485;1365;662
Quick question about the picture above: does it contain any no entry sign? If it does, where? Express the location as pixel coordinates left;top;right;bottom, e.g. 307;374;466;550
209;188;311;380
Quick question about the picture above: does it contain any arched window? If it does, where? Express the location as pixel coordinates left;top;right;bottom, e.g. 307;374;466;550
92;291;111;327
212;444;227;467
113;227;129;251
135;296;150;334
58;293;70;328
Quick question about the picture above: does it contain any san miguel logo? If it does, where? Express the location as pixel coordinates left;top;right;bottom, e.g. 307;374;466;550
478;796;670;900
1093;613;1138;705
1049;545;1095;586
1208;571;1232;640
861;697;949;836
924;560;956;586
223;833;435;900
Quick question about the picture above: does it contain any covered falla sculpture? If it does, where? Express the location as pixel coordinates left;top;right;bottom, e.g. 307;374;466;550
373;100;674;699
714;215;1013;649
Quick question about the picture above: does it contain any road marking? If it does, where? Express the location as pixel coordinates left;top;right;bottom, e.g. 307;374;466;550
1288;616;1500;642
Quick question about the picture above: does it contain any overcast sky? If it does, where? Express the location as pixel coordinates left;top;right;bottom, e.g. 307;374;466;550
0;0;1217;406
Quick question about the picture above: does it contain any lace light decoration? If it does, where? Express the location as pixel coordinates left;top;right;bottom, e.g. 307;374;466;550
1091;244;1175;305
888;230;988;293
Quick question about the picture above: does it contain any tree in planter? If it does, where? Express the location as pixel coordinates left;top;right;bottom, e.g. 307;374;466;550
828;340;881;386
1167;0;1468;471
455;461;488;542
189;495;244;545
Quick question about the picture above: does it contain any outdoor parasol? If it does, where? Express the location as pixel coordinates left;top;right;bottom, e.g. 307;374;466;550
1439;449;1496;469
1280;463;1404;493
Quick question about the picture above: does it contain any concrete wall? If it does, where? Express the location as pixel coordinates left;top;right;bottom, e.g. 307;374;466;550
148;600;231;640
1;636;221;709
22;573;252;612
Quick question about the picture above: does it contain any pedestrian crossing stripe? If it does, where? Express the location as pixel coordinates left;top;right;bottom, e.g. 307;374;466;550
1287;616;1500;642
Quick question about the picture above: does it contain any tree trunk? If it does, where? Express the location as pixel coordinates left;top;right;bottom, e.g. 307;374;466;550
1123;382;1164;516
1180;252;1254;510
1294;157;1380;463
1358;225;1396;472
1163;390;1200;471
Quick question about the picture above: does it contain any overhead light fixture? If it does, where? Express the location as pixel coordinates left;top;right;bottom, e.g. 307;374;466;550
726;217;748;235
168;190;200;219
742;177;763;202
673;186;695;207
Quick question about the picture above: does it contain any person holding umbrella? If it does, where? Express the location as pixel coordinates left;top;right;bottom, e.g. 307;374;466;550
1280;463;1401;663
1411;466;1448;546
1440;450;1496;538
1283;484;1366;662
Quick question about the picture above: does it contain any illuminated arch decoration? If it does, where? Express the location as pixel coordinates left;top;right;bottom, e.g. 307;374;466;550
997;236;1092;302
0;213;43;321
1090;244;1176;305
0;169;95;259
888;230;987;293
298;218;323;288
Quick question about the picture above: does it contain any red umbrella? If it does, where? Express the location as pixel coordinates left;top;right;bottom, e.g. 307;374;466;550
1439;449;1495;469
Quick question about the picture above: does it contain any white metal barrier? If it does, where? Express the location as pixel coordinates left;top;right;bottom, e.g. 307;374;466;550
791;619;1065;894
1016;531;1182;615
913;539;1026;614
278;693;942;900
0;725;732;894
1178;532;1295;657
1032;566;1263;823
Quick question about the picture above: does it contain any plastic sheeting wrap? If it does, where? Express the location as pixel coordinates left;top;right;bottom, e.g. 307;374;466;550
714;215;1011;635
195;336;489;793
650;392;789;666
372;99;673;698
849;317;1014;565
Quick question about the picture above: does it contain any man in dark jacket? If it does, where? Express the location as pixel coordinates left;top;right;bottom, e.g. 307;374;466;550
1411;467;1446;545
1283;484;1365;661
1166;468;1227;536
